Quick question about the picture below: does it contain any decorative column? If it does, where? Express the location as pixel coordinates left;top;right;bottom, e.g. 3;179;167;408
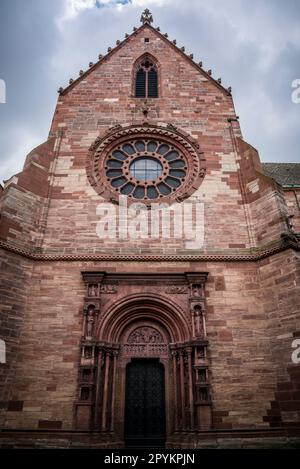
75;272;103;430
110;349;119;432
185;272;211;431
171;349;179;432
179;349;186;430
76;272;119;432
101;350;111;431
186;347;195;430
94;347;104;429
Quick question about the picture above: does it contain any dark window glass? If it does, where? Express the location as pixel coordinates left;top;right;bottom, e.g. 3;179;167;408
106;169;123;178
122;144;135;155
165;151;179;161
147;141;158;152
165;177;181;188
121;182;135;195
158;144;170;155
107;160;123;168
112;151;127;161
157;182;171;195
148;70;158;98
136;70;146;98
111;177;127;188
135;59;158;98
169;160;185;169
133;186;145;199
147;186;159;199
169;170;186;179
135;141;146;152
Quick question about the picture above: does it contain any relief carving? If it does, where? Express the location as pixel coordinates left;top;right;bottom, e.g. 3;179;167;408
165;285;188;294
192;304;204;337
88;284;99;297
128;326;164;344
100;285;117;294
86;306;95;338
123;326;168;357
191;284;203;298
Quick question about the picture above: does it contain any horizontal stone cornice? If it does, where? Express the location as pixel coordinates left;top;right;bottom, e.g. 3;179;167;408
0;235;299;263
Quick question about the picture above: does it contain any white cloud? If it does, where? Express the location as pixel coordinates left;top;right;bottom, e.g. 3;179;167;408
131;0;171;5
57;0;171;28
57;0;98;28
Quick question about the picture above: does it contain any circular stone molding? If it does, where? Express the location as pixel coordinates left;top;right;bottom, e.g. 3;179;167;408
87;124;206;205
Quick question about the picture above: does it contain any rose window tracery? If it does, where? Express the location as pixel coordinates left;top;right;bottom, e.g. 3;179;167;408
105;139;188;200
87;125;206;205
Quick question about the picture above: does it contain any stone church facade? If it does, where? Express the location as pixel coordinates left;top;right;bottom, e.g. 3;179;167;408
0;11;299;448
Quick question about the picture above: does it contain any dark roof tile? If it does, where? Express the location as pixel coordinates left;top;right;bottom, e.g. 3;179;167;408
262;163;300;187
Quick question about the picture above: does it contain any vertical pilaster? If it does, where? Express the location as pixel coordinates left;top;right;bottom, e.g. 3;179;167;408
110;350;118;432
179;350;186;430
94;348;103;429
186;347;195;429
101;351;111;431
172;350;179;431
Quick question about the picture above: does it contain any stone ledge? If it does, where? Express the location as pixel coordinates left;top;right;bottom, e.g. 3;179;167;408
0;428;299;449
0;235;299;263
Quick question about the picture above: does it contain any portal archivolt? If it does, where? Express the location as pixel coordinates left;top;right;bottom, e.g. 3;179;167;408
75;272;212;443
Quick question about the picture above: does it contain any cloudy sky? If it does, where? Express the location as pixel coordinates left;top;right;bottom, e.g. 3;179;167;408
0;0;299;183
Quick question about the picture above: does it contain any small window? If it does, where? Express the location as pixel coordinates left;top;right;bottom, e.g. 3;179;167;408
144;38;150;43
135;58;158;98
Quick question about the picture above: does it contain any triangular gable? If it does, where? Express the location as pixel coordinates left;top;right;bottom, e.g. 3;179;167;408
59;21;231;97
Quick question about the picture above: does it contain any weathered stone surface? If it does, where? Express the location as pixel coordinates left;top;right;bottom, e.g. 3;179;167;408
0;19;299;448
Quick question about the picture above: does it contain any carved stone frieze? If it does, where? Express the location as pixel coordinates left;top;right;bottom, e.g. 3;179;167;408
165;285;189;294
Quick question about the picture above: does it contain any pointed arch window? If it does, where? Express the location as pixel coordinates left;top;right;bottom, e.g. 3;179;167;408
135;58;158;98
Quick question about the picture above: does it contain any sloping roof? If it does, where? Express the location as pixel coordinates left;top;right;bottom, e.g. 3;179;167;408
262;163;300;187
58;21;231;97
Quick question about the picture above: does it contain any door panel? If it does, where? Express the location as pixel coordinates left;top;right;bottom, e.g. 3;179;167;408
125;359;165;447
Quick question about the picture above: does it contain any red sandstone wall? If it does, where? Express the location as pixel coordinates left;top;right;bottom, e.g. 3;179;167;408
0;138;56;250
0;250;33;426
0;259;279;431
0;24;299;437
283;189;300;233
0;25;291;256
207;261;276;429
236;139;290;247
259;250;300;428
39;26;252;254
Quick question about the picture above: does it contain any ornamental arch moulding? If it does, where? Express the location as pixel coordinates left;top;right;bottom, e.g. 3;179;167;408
86;124;206;205
97;293;191;344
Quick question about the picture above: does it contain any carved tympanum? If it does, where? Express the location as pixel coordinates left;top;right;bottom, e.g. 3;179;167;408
127;326;164;344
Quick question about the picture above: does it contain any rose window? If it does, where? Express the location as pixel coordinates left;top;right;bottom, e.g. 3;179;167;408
105;139;188;200
87;125;206;205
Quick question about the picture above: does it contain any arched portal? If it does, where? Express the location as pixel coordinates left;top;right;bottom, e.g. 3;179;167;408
76;272;211;446
97;295;189;444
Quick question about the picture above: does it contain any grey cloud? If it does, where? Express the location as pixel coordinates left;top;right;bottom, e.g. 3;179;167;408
0;0;299;183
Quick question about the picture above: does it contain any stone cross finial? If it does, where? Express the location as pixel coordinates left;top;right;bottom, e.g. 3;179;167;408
140;9;153;24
